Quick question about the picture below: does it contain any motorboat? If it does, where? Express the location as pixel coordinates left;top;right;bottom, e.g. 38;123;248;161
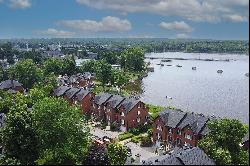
192;67;197;70
176;65;182;67
217;70;223;73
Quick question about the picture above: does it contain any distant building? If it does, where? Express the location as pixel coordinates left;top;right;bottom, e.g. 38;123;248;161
86;51;98;59
42;50;65;58
111;64;121;70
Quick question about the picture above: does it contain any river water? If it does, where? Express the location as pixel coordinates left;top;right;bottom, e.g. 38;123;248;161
140;52;249;123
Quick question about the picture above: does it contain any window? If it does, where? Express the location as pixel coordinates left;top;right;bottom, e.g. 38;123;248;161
176;138;182;145
121;112;125;116
93;103;96;108
157;133;161;140
121;119;125;125
137;110;141;115
185;134;192;140
138;103;141;108
137;117;141;123
98;105;101;110
74;100;78;105
104;106;106;110
177;129;182;135
168;128;173;134
157;125;162;131
107;108;111;112
168;136;172;143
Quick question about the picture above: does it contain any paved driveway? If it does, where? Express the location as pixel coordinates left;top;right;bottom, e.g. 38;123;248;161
90;127;120;139
125;142;158;162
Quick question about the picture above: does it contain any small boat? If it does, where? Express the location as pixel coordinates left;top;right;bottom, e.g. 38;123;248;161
176;65;182;67
217;70;223;73
166;96;173;99
161;59;172;62
160;64;164;66
245;73;249;77
156;63;161;65
192;67;197;70
167;64;172;66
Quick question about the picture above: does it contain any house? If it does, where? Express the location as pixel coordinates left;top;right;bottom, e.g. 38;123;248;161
53;86;71;97
140;147;215;165
153;109;209;150
42;50;64;58
116;97;149;132
92;93;113;120
74;89;95;114
64;87;81;105
241;132;249;151
0;80;24;93
86;51;98;59
91;93;149;131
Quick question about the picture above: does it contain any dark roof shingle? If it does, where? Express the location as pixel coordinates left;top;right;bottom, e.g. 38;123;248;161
158;109;186;128
0;80;23;90
94;93;113;105
53;86;71;97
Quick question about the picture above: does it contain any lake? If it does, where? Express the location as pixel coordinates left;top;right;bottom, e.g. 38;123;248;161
140;52;249;123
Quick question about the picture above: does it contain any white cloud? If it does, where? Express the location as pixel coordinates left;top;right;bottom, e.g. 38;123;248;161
76;0;249;23
176;33;189;39
58;16;132;32
36;28;75;37
9;0;31;9
223;14;248;22
159;21;193;32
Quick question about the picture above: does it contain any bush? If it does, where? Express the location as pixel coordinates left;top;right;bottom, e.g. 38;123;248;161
131;135;143;144
118;132;134;141
140;136;152;147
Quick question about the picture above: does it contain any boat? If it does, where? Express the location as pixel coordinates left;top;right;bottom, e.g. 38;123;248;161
245;73;249;77
217;70;223;73
166;64;172;66
160;64;164;66
192;67;197;70
161;59;172;62
176;65;182;67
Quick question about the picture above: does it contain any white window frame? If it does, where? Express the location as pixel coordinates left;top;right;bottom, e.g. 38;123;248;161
157;133;161;140
177;129;182;135
157;125;162;131
168;128;173;134
121;112;125;117
137;117;141;123
137;110;141;115
121;119;125;125
98;105;101;110
185;134;192;140
138;103;141;108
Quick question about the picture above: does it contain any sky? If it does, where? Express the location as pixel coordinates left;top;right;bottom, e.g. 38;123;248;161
0;0;249;40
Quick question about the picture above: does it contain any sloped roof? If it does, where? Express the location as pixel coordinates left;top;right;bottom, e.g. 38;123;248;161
94;92;113;105
178;113;208;135
119;97;140;113
141;147;215;165
0;80;23;90
106;95;125;108
65;87;81;99
53;86;71;97
158;109;186;128
76;89;90;101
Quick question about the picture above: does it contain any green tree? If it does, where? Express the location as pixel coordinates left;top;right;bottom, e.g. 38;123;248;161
96;60;112;88
80;60;97;73
0;93;39;165
61;57;77;75
19;51;43;64
33;97;90;165
0;90;14;114
107;143;128;165
8;59;43;89
43;58;63;75
198;118;249;165
111;69;129;89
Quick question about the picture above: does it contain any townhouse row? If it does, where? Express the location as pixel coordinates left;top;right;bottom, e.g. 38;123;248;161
53;86;149;132
152;109;212;149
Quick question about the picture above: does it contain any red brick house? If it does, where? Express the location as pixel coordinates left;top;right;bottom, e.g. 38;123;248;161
64;87;81;105
74;89;95;114
116;97;149;132
153;109;209;150
0;80;24;93
91;93;149;131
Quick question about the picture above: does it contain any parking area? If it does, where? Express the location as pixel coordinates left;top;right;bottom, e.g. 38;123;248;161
90;127;120;139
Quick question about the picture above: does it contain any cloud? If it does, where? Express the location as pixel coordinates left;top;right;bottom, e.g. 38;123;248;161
176;33;189;39
58;16;132;32
9;0;31;9
35;28;75;37
223;14;248;22
159;21;193;32
76;0;249;23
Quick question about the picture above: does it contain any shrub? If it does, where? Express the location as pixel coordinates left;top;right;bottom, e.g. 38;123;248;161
140;136;152;147
131;135;143;144
118;132;134;141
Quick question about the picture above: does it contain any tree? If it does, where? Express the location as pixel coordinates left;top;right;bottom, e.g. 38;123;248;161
18;51;43;64
0;93;39;165
80;60;97;73
61;57;77;75
43;58;63;75
198;118;249;165
0;90;14;114
8;59;43;89
33;97;90;165
111;69;129;89
107;143;128;165
96;60;112;88
0;43;15;64
120;47;145;72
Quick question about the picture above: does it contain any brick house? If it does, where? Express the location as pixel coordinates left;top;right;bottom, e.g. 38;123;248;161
153;109;209;150
64;87;81;105
91;93;113;121
74;89;95;114
0;80;24;93
53;86;71;97
116;97;149;132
